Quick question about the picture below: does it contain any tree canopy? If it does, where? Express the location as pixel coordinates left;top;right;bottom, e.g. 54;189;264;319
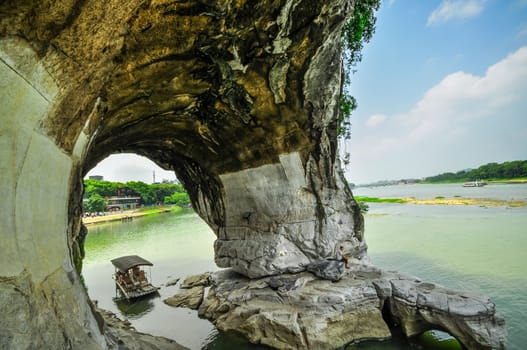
83;179;190;209
424;160;527;183
85;193;106;213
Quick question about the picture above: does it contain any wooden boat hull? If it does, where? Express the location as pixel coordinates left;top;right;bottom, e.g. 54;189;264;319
112;275;159;301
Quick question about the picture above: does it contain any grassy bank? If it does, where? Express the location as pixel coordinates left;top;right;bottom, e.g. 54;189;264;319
354;196;405;203
355;196;526;207
135;205;184;215
487;177;527;183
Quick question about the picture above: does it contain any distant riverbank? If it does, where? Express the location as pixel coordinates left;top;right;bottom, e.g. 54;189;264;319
355;195;527;207
418;178;527;185
356;177;527;188
487;178;527;184
82;205;183;225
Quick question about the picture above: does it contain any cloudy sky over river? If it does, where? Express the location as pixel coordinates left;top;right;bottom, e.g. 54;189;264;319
346;0;527;184
87;0;527;185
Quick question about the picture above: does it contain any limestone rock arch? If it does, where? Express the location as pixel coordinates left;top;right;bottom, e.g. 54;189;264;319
1;0;364;347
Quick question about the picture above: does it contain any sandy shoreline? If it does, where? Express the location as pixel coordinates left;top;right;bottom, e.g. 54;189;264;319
355;196;527;207
82;208;172;225
404;197;526;207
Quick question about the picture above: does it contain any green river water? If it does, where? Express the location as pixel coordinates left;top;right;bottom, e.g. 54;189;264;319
82;184;527;350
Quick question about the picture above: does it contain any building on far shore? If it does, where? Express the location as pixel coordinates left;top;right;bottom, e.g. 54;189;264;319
106;197;141;211
89;175;104;181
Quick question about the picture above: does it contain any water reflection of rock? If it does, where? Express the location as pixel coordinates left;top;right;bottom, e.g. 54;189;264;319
98;307;188;350
114;295;157;319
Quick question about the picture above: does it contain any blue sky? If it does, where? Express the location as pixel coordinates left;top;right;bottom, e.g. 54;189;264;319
345;0;527;184
88;0;527;184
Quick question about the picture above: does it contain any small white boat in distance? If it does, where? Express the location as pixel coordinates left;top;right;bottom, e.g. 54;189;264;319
463;180;487;187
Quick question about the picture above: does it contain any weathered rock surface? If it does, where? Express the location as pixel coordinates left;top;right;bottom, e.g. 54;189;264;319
2;0;366;277
181;272;211;289
98;307;188;350
164;286;205;310
306;259;345;281
166;278;180;287
197;266;506;350
0;270;104;350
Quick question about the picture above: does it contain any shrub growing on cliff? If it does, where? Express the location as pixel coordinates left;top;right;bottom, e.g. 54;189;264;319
358;201;369;213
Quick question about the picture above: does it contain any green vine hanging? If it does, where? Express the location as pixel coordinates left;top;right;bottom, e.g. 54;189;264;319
339;0;381;164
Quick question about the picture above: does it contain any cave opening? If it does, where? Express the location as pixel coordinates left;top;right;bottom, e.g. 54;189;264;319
79;153;219;349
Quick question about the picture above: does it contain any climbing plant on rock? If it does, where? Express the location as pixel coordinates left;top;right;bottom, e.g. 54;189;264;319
339;0;381;164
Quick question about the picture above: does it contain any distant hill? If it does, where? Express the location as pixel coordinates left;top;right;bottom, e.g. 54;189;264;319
423;160;527;183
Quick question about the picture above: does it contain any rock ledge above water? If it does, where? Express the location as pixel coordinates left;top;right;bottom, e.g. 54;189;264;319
190;264;506;350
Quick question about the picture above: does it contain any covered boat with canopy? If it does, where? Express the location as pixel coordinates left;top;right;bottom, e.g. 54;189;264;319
111;255;159;301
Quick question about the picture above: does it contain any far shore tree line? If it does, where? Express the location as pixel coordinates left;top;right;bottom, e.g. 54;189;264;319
83;161;525;213
359;160;527;187
83;179;190;213
423;160;527;183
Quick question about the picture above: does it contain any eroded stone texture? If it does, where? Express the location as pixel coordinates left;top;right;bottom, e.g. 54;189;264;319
75;0;367;277
198;266;506;350
216;152;366;277
180;272;211;289
164;286;205;309
98;308;189;350
0;37;106;350
198;268;391;350
2;0;366;279
0;271;104;350
386;278;506;350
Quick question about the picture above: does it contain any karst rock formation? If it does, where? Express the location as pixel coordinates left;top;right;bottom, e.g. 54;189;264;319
0;0;505;349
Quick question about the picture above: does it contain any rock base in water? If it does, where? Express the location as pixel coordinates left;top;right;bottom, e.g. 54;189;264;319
164;286;205;310
98;307;188;350
194;263;506;350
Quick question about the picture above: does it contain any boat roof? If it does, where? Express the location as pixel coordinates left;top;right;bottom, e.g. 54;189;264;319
111;255;153;272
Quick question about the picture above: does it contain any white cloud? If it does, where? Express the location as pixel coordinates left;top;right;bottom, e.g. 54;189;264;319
427;0;486;26
86;153;177;183
348;46;527;183
402;46;527;137
365;113;387;128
